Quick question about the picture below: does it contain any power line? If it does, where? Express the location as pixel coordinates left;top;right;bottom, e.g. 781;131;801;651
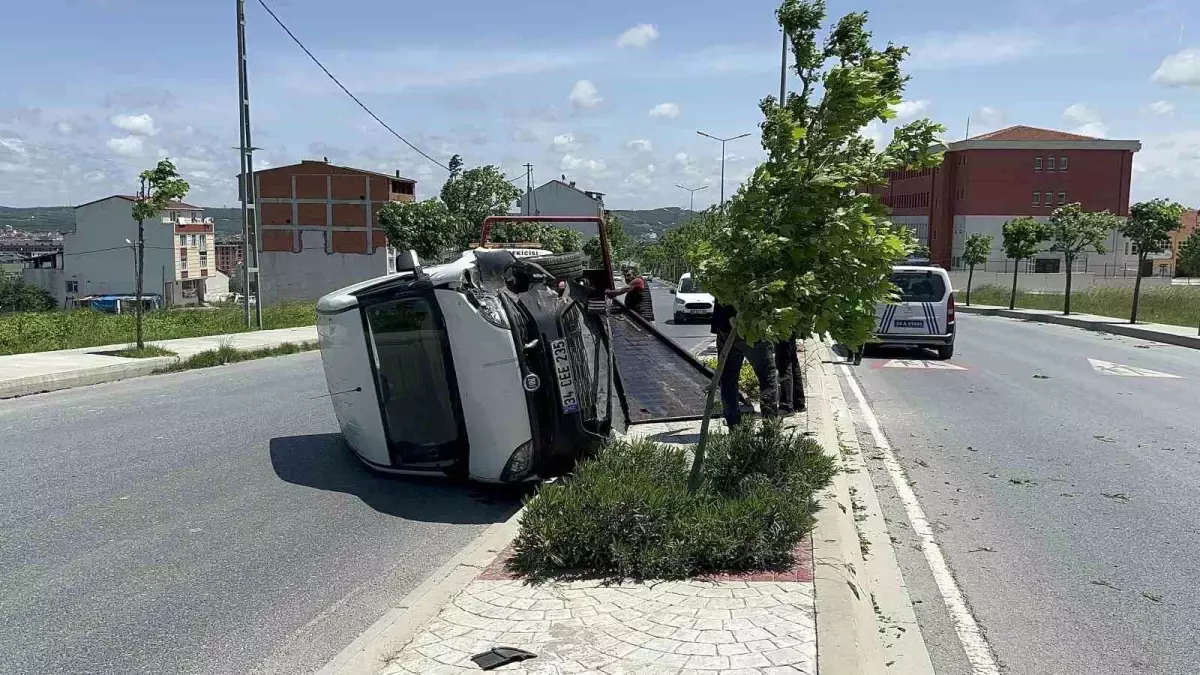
254;0;451;172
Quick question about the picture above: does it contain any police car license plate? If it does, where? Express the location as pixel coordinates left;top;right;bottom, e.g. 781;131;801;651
551;338;579;413
895;319;924;328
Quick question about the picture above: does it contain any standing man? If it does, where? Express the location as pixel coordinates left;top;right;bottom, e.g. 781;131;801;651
710;301;779;427
606;266;655;323
775;334;805;413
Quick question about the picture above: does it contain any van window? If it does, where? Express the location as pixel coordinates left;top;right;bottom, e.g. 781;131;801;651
890;271;946;302
679;276;703;293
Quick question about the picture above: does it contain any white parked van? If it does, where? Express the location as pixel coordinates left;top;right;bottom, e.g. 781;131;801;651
671;273;715;324
873;265;956;359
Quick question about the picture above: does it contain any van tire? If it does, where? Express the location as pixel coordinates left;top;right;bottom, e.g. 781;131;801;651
936;343;954;360
529;252;586;281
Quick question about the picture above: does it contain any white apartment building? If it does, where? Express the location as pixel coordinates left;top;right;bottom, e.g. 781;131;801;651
518;179;605;238
24;195;218;307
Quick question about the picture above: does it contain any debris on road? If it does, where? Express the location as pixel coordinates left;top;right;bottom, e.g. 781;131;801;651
1141;591;1163;603
1101;492;1132;502
1091;579;1121;590
1093;435;1117;443
968;546;997;553
1033;374;1051;379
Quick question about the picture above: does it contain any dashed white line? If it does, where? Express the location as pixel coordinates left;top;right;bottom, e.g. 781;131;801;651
841;368;1001;675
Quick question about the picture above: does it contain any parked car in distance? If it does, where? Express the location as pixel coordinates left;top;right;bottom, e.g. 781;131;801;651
872;265;956;359
671;273;715;324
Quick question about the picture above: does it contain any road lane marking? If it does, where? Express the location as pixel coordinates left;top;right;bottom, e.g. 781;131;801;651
882;359;967;370
1087;358;1181;378
842;370;1001;675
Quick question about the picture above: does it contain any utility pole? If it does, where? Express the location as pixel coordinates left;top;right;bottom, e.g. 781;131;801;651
236;0;262;328
696;131;751;208
523;163;533;216
675;184;709;212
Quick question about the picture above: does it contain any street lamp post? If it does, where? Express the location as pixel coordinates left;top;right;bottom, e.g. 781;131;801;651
696;130;751;207
675;184;709;212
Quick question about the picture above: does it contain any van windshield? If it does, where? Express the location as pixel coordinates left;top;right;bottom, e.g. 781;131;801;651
890;272;946;302
679;277;704;293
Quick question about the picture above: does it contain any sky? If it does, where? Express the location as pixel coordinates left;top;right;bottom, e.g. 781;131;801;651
1;0;1198;212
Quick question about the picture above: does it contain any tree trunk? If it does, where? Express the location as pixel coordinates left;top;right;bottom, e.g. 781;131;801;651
1009;261;1019;310
1063;255;1073;315
966;264;975;306
135;218;145;350
1130;252;1145;324
688;323;739;493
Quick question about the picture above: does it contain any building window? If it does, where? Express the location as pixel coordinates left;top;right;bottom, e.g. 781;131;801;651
66;280;78;293
200;269;208;277
1034;258;1061;273
199;234;207;248
1058;191;1066;205
180;270;188;279
1034;156;1042;171
1060;157;1068;171
179;235;187;247
1131;243;1139;255
1046;157;1056;171
1033;192;1041;205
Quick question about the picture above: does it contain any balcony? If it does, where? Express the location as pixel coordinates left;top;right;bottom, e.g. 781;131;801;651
163;216;215;225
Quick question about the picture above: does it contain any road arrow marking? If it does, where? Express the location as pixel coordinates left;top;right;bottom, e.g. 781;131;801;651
882;359;967;371
1087;358;1181;378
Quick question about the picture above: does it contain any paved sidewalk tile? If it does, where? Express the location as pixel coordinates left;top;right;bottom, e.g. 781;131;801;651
381;576;815;675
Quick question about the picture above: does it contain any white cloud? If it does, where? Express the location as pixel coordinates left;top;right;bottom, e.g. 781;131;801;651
110;113;158;136
552;133;582;152
1143;100;1176;116
55;121;74;135
861;122;886;148
0;137;28;157
649;102;681;119
106;135;145;156
976;106;1004;127
1131;130;1200;204
617;24;659;48
560;154;583;171
891;100;929;121
568;80;602;108
628;139;653;152
1151;47;1200;88
907;30;1043;70
1061;103;1108;137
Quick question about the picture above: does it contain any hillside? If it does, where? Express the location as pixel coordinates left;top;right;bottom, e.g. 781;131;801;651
2;204;697;240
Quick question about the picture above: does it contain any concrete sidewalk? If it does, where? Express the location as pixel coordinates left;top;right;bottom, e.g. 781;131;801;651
0;326;317;398
958;304;1200;349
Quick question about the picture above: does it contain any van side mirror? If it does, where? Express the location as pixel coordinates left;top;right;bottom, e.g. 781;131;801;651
669;289;676;295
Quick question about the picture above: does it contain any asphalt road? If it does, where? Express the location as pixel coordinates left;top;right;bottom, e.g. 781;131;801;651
846;313;1200;675
0;353;523;675
646;278;715;356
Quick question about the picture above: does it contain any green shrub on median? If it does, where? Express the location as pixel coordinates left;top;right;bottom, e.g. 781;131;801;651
507;420;836;581
702;356;759;400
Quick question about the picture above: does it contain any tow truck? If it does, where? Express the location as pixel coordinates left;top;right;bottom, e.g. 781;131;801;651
315;215;716;483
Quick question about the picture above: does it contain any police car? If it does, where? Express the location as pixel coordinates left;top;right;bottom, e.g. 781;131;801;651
873;264;956;359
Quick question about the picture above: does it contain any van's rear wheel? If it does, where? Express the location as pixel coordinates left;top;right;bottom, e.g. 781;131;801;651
936;343;954;360
529;252;586;281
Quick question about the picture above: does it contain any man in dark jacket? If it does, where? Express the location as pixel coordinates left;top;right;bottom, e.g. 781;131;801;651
710;302;778;426
775;335;805;413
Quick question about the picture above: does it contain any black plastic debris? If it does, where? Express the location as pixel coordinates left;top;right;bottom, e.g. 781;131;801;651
471;647;537;670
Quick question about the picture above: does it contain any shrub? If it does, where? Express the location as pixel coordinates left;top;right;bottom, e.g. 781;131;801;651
507;420;836;581
702;356;760;399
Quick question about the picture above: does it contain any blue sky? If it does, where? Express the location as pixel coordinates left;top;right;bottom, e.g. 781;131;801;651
1;0;1198;211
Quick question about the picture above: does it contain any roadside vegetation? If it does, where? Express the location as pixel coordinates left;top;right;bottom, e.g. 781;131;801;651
157;341;317;373
702;356;759;400
0;302;315;356
108;345;175;359
508;421;836;581
969;285;1200;328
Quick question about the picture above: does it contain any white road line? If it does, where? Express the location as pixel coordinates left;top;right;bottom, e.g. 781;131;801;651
841;369;1001;675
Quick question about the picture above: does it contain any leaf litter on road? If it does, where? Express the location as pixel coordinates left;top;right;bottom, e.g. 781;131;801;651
1093;435;1117;443
1101;492;1132;502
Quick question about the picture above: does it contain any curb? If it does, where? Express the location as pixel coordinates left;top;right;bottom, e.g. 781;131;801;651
0;356;178;399
803;338;935;675
314;506;526;675
958;305;1200;350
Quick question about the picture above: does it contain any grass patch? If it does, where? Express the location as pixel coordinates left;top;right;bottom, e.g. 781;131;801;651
507;420;836;581
158;341;318;373
967;285;1200;328
0;302;316;356
702;356;759;399
106;345;175;359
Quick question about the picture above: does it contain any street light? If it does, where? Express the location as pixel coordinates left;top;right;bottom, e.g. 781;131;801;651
696;130;751;207
675;184;709;212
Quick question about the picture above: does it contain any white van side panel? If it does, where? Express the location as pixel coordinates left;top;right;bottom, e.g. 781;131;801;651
318;311;390;465
435;289;533;482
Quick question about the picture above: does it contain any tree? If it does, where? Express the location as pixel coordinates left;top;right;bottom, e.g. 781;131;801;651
0;276;56;313
1048;203;1119;315
1178;229;1200;278
378;198;455;262
440;155;522;251
961;232;993;306
1121;198;1184;323
1001;217;1050;310
583;212;631;266
687;0;944;489
131;160;189;349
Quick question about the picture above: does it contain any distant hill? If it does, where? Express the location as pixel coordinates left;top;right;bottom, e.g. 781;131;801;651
3;204;698;240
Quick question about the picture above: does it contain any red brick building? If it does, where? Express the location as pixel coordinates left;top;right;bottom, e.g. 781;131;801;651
214;236;243;276
247;159;417;303
874;126;1141;273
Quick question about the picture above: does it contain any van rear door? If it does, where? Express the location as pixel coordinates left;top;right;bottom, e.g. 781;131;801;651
878;270;948;336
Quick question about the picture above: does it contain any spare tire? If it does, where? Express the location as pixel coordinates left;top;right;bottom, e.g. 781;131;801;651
529;252;586;281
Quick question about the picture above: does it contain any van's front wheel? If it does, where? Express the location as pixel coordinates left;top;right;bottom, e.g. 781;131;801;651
936;343;954;360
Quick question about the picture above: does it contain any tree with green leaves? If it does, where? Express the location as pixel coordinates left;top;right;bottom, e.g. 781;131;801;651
583;212;631;266
0;276;56;313
1048;203;1119;315
1001;217;1050;310
961;232;993;306
378;198;454;262
1178;229;1200;278
687;0;944;490
1121;198;1184;323
440;155;522;251
131;160;189;349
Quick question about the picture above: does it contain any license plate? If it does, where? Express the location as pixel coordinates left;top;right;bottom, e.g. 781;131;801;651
689;308;709;314
550;338;579;414
894;319;925;328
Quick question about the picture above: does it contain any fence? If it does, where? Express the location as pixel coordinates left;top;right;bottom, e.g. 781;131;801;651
957;258;1177;278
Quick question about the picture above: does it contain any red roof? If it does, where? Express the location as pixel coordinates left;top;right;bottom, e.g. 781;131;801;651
966;125;1099;142
74;195;203;210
